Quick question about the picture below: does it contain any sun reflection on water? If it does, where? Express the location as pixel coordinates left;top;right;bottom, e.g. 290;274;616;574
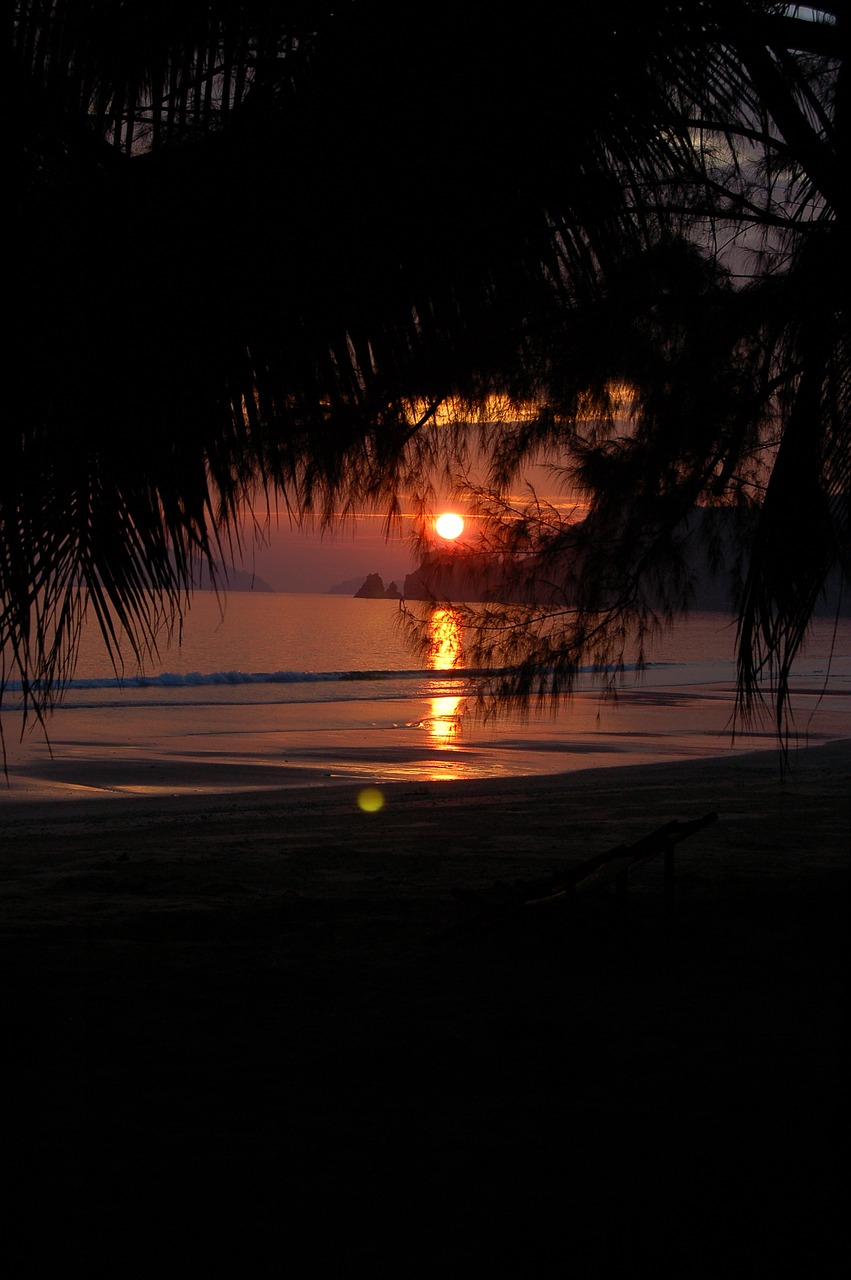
429;694;463;743
428;608;462;671
427;609;465;745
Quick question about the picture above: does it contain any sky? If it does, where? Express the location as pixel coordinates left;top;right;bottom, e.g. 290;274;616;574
217;392;622;593
233;510;418;594
230;461;587;594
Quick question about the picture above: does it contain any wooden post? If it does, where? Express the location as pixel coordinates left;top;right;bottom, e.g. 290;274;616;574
663;837;675;904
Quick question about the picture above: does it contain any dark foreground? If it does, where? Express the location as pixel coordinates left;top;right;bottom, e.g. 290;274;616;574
1;744;848;1273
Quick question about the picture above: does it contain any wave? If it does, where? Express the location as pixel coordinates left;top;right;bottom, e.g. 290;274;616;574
2;668;412;693
3;661;654;694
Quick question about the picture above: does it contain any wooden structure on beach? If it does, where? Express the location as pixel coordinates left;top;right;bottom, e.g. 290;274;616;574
525;812;719;908
451;812;719;935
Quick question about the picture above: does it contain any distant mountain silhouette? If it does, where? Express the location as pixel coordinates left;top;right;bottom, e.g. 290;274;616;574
401;507;850;615
327;576;371;595
353;574;402;599
189;560;273;592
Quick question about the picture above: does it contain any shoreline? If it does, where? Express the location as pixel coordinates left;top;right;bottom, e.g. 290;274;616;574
2;731;849;825
2;674;848;803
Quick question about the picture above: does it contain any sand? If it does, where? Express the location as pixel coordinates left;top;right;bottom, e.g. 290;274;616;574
1;741;848;1272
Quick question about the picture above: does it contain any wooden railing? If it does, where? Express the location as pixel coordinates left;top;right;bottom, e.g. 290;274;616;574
524;812;719;908
448;812;719;936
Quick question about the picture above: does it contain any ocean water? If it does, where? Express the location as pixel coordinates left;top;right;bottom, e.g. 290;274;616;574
1;593;849;798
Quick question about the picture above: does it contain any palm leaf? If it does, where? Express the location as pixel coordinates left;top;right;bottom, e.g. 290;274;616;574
4;2;848;743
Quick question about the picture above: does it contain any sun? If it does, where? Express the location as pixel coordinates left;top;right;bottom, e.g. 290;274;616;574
435;512;464;540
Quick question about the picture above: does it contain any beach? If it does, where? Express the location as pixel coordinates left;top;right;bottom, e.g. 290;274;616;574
1;739;848;1271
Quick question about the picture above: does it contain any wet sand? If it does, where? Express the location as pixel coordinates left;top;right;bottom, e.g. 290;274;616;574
2;671;849;799
1;741;848;1272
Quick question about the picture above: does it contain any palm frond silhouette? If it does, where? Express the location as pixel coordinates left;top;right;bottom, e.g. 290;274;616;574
6;2;847;742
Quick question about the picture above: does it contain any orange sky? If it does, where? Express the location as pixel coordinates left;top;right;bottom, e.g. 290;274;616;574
228;416;590;592
234;510;417;593
233;472;588;593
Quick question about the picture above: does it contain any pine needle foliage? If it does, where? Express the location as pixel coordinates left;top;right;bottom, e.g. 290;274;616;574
5;2;848;744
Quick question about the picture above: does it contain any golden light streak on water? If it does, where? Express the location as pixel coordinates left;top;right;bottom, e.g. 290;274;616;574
428;694;463;745
428;608;462;671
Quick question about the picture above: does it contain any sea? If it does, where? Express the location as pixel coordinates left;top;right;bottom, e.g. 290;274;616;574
1;593;849;800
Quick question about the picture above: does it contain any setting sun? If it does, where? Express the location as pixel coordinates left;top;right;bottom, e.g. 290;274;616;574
435;512;464;540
